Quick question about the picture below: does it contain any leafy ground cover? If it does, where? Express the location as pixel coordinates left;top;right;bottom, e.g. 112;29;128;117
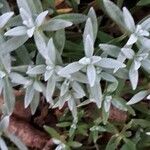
0;0;150;149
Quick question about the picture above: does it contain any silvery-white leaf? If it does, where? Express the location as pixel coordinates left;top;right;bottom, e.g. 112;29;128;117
83;18;94;44
5;26;27;36
30;91;40;115
68;97;75;111
0;0;10;12
115;68;128;79
10;72;29;85
0;12;14;28
46;76;55;105
133;60;141;70
89;81;102;108
34;30;47;59
141;30;149;37
47;38;56;64
3;77;15;115
60;80;69;96
72;90;84;99
88;7;98;41
139;37;150;50
34;0;43;13
121;48;135;59
123;7;135;32
44;69;54;81
96;58;126;69
127;90;148;105
54;13;87;24
7;15;22;27
24;85;34;108
11;65;28;73
104;96;112;112
107;82;118;93
84;35;94;57
72;81;85;97
33;80;43;92
42;19;72;31
140;16;150;31
115;53;126;70
0;35;28;55
103;0;124;28
52;138;62;145
58;62;83;77
147;94;150;99
1;54;11;73
142;59;150;73
91;56;101;64
0;116;9;132
54;29;65;54
87;64;96;87
126;34;137;45
79;57;91;65
6;133;28;150
99;44;120;58
0;138;8;150
112;98;127;111
0;71;6;79
0;79;4;94
27;65;46;75
129;63;139;90
72;72;88;83
58;93;71;109
17;0;31;15
27;27;35;37
35;10;48;26
19;7;32;22
101;72;117;82
25;0;40;15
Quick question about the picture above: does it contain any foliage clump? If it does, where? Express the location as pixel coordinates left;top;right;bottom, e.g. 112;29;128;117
0;0;150;149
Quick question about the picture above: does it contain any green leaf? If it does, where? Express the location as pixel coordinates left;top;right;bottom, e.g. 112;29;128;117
68;141;82;148
137;0;150;6
122;138;136;150
56;122;71;127
44;126;61;140
132;119;150;128
106;135;121;150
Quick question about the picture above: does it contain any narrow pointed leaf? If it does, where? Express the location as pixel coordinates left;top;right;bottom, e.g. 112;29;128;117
127;90;148;105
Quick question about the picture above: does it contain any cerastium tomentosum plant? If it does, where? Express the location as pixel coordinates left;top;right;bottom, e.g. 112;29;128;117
0;0;150;149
